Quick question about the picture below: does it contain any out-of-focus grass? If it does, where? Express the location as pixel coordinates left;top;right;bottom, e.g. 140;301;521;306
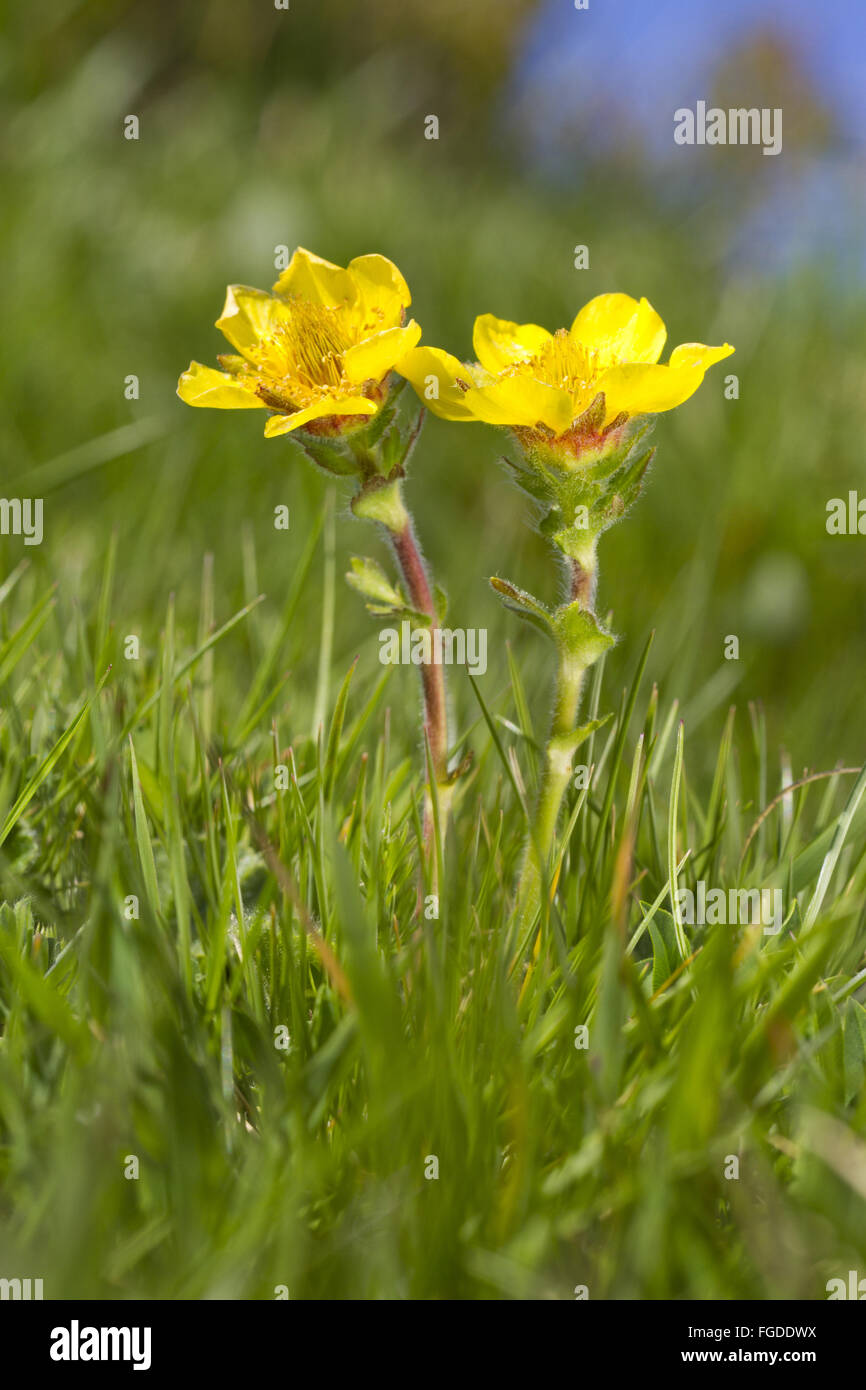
0;3;865;1299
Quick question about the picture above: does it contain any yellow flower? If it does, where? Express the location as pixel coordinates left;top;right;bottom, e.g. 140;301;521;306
397;293;733;436
178;248;422;437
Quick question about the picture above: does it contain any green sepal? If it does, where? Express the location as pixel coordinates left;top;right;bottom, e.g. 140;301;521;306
500;453;558;504
544;440;654;559
376;426;407;478
490;576;554;640
607;443;656;515
292;433;361;478
345;377;406;460
581;418;652;483
353;383;425;480
508;409;658;560
359;377;406;450
573;392;607;434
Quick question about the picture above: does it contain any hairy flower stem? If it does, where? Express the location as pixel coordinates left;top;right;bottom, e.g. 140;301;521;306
515;553;597;934
389;519;450;793
375;490;452;875
352;471;452;887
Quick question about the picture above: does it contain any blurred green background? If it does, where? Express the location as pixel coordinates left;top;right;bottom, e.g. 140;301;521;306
1;0;864;785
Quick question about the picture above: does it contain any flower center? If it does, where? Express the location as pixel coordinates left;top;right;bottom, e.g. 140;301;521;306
253;299;357;400
532;329;599;398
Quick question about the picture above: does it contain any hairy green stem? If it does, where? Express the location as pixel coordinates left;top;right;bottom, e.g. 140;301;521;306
515;552;597;931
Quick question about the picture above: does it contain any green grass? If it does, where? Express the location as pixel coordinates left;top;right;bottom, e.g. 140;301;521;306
1;530;865;1300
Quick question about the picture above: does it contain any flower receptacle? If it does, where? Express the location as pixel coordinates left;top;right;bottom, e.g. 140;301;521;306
507;400;657;564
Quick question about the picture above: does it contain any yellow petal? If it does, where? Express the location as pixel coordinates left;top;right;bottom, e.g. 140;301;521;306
472;314;552;374
271;247;356;307
349;253;412;325
462;376;574;433
216;286;289;358
263;395;377;437
571;293;666;366
343;320;422;385
395;346;480;421
177;362;264;409
668;342;735;371
595;362;707;421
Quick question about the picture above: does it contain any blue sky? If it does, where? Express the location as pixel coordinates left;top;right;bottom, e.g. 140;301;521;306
514;0;865;155
507;0;865;276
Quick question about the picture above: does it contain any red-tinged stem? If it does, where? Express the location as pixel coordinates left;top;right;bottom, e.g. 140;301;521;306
389;519;450;794
352;475;453;891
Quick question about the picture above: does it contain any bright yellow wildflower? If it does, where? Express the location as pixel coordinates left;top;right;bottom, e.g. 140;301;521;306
178;248;422;437
397;292;733;436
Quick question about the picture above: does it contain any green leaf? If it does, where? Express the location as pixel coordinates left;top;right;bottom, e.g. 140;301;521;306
490;576;554;639
550;713;612;764
595;928;627;1100
345;555;404;610
324;658;357;800
667;720;689;960
433;583;448;624
344;556;428;622
129;737;162;919
803;759;866;929
648;910;679;994
736;924;837;1090
551;604;615;664
467;674;531;825
843;999;866;1106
